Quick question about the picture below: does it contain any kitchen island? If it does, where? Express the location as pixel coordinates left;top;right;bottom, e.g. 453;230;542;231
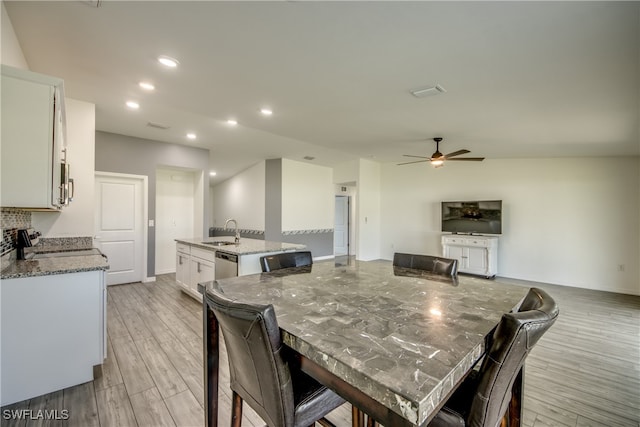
175;236;305;299
0;250;109;406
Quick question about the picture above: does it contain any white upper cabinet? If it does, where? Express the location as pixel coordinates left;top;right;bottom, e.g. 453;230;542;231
1;65;67;210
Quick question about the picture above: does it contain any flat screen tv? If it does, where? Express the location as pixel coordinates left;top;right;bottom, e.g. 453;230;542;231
441;200;502;235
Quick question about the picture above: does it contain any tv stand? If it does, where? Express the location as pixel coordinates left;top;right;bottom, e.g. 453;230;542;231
442;235;498;278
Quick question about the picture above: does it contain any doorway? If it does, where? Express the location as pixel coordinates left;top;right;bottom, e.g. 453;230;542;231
94;172;147;285
155;168;196;275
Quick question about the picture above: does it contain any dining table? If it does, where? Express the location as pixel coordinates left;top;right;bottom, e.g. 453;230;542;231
199;260;529;427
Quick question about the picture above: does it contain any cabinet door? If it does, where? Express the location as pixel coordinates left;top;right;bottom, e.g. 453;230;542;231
466;247;488;274
189;258;215;294
1;74;56;208
176;252;189;287
445;245;467;269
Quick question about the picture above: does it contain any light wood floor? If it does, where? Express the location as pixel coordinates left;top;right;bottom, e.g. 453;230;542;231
2;273;638;427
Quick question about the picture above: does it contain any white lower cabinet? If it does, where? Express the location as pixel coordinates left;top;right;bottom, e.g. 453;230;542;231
176;244;190;289
175;243;215;299
0;270;106;406
442;235;499;278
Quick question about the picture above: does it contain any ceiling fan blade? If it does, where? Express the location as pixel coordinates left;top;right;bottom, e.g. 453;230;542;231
447;157;485;161
444;149;470;158
397;159;430;165
402;154;430;159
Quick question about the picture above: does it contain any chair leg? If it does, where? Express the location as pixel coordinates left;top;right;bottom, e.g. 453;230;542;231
352;406;364;427
231;391;243;427
317;418;337;427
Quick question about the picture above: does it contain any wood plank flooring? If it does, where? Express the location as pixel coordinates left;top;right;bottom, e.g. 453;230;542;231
2;272;638;427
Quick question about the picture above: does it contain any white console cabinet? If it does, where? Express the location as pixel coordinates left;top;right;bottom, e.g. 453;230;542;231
442;235;498;278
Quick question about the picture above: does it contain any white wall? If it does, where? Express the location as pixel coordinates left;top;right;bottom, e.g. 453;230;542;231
357;159;381;261
32;98;96;237
155;169;195;274
212;161;265;231
380;157;640;295
281;159;334;231
1;2;28;69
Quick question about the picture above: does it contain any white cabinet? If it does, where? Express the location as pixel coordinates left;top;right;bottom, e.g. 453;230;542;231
1;65;67;210
442;235;498;278
0;270;106;406
175;243;215;299
176;243;190;289
189;247;215;297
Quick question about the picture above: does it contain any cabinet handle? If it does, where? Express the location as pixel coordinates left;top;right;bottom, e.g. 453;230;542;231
179;256;182;265
68;178;75;202
197;262;201;273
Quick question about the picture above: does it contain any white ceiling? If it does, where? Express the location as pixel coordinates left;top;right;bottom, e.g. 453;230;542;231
5;1;639;182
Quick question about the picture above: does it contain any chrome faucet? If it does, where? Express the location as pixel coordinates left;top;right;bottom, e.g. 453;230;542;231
224;218;240;244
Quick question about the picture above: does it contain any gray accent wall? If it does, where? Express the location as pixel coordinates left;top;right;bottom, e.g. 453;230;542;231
264;159;334;257
95;131;210;277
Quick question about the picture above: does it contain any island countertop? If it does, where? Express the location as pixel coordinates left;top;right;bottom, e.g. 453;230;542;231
175;236;305;256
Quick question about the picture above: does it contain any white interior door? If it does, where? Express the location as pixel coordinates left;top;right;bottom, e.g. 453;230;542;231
95;173;145;285
334;195;349;256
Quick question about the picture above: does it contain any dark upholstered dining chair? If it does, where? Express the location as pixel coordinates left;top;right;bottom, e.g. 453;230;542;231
207;286;345;427
260;251;313;273
427;287;559;427
392;252;458;277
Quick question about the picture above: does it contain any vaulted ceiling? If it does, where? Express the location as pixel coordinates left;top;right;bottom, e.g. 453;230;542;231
5;1;639;182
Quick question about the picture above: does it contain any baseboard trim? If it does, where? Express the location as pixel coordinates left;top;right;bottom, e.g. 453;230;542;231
142;276;156;283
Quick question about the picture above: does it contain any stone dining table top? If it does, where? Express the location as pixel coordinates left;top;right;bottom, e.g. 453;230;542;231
203;260;528;425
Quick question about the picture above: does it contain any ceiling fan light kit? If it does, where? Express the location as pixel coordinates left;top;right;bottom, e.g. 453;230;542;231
398;137;485;168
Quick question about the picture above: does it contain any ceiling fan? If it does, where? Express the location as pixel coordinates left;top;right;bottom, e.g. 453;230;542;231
398;137;484;168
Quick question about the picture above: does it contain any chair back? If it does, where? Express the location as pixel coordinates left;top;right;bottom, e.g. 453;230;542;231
207;286;295;427
467;287;559;427
260;251;313;272
393;252;458;276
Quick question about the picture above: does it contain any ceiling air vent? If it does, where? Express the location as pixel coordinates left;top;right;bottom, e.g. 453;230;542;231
303;156;315;161
147;121;170;130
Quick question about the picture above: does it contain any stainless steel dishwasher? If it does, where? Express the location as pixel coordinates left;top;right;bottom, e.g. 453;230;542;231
215;251;238;279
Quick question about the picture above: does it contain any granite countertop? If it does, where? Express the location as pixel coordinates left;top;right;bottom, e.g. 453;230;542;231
176;236;305;256
205;260;527;425
1;249;109;280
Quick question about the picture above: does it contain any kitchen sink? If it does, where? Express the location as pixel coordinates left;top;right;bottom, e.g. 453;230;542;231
201;241;236;246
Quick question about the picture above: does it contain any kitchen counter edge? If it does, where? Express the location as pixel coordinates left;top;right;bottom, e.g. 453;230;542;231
175;237;305;255
1;255;109;280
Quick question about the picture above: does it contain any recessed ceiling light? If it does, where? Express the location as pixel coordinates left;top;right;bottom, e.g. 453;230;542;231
139;81;155;91
158;55;179;68
226;119;238;126
209;171;217;177
260;108;273;116
186;133;197;140
126;101;140;109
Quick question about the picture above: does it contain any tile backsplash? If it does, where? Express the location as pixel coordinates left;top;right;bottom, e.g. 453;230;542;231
1;208;32;255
